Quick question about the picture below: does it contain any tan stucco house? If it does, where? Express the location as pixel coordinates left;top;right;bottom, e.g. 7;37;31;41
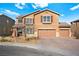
12;9;71;39
71;20;79;38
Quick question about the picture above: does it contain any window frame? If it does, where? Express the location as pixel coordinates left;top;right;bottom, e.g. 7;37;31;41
17;28;22;33
18;18;22;23
41;15;52;24
26;27;34;34
26;18;33;25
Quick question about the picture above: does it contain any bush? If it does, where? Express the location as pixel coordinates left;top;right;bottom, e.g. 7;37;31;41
25;37;37;41
0;37;11;42
75;33;79;39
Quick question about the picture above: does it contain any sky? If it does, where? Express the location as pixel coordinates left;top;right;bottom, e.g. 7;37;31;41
0;3;79;23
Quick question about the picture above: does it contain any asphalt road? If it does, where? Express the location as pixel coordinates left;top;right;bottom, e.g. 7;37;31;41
0;45;62;56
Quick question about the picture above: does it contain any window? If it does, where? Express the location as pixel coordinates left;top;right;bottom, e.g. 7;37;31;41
26;28;34;34
17;28;22;32
26;18;33;24
18;17;22;23
42;15;51;23
6;20;9;23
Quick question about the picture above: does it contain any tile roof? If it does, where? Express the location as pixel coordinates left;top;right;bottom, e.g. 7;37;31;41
34;9;60;16
59;22;71;28
21;10;41;18
21;9;60;18
71;19;79;23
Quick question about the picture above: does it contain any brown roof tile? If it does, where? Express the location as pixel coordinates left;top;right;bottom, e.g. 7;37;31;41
21;9;60;18
34;9;60;16
59;22;71;28
71;19;79;23
22;10;41;18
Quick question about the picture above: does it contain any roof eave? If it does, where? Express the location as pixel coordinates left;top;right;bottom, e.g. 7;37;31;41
21;9;60;18
34;9;60;16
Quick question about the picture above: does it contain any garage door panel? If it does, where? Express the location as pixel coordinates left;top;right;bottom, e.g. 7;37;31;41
60;29;69;37
38;29;56;39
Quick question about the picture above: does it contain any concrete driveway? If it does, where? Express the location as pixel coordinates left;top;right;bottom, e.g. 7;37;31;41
37;38;79;56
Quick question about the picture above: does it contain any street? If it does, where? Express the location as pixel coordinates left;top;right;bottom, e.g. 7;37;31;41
0;38;79;56
0;45;62;56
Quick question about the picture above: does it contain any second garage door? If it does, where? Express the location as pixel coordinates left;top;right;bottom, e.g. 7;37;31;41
38;29;56;39
59;29;70;37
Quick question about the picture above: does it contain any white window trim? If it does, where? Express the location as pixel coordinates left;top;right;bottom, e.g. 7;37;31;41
18;18;22;23
26;17;33;24
26;28;34;34
42;15;52;23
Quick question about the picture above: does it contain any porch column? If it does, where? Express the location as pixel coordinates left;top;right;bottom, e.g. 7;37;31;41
15;28;18;37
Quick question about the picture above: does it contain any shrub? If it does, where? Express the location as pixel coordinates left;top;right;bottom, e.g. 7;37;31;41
75;33;79;39
0;37;11;42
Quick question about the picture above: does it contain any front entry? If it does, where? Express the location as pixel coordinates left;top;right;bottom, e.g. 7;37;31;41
17;28;22;36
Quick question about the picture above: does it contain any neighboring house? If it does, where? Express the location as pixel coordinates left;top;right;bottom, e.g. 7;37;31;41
0;14;15;36
71;20;79;38
12;9;71;39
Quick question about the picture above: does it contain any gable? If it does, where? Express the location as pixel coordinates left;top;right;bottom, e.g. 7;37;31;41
0;14;15;23
35;11;54;16
22;9;60;18
34;9;60;16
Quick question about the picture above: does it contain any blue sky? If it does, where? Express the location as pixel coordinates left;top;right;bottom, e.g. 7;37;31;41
0;3;79;23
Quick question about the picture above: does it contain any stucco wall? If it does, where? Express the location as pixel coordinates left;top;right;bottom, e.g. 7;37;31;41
71;22;79;38
34;11;59;37
22;10;60;37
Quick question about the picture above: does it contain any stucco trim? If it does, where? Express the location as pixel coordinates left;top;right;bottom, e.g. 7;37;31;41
59;28;71;29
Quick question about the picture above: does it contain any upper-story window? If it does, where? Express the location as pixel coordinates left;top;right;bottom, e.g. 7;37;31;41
18;17;22;23
42;15;52;23
26;18;33;25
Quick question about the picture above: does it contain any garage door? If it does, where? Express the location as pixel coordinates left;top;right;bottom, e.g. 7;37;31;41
38;29;56;39
60;29;70;37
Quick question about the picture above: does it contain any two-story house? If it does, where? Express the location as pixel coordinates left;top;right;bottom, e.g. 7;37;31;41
12;9;71;39
0;14;15;36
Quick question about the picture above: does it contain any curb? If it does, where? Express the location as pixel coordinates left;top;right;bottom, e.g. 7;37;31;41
0;42;39;50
